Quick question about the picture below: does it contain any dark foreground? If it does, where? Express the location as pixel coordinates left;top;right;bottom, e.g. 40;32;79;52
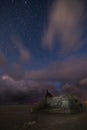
0;105;87;130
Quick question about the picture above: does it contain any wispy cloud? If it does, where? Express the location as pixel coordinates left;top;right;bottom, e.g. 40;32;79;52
43;0;86;55
11;36;31;63
13;63;21;71
24;56;87;82
12;63;24;80
17;42;31;63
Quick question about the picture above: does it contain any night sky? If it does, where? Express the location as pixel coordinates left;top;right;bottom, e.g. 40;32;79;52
0;0;87;95
0;0;54;70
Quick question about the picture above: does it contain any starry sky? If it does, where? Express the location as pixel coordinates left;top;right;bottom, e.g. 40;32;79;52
0;0;58;75
0;0;87;103
0;0;87;87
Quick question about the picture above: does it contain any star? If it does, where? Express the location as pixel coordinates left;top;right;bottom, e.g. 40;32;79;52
24;1;27;5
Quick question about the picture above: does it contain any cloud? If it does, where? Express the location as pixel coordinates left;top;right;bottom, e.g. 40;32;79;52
79;78;87;86
13;63;21;71
61;83;86;100
3;63;24;81
61;78;87;101
24;57;87;82
0;52;5;67
2;75;15;82
0;75;58;104
17;43;31;63
11;36;31;63
62;83;80;95
43;0;86;55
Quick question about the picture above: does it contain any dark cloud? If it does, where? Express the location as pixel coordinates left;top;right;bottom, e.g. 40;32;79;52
79;78;87;86
61;77;87;101
0;75;58;104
